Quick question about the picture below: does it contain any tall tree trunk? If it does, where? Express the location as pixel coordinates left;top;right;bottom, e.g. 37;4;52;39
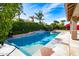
32;19;34;22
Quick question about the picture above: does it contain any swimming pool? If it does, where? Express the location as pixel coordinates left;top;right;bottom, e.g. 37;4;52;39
7;31;60;56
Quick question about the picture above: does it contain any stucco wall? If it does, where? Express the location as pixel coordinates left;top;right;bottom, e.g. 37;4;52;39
73;4;79;16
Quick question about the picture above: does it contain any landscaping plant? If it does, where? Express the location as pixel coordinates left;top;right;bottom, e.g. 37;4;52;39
0;3;23;46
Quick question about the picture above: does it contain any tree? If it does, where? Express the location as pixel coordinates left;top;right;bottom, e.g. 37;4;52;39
30;16;35;22
59;20;66;29
50;20;66;30
0;3;23;46
60;20;65;25
53;20;59;24
52;20;60;29
35;10;44;23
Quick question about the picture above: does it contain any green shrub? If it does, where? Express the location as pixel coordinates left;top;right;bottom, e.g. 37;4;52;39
12;20;52;35
0;3;22;46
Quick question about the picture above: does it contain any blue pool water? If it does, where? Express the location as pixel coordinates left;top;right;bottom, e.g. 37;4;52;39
7;31;60;56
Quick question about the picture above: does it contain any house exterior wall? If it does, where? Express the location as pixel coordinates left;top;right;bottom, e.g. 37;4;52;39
73;4;79;16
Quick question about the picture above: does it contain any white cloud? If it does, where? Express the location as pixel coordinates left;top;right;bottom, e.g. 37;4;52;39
41;3;63;25
20;3;67;25
20;4;39;20
21;3;62;20
42;3;61;14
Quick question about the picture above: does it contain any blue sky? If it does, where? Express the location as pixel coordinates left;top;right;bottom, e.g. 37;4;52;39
20;3;68;24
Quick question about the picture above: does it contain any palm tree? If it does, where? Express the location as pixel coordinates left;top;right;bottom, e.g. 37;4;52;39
53;20;59;24
18;6;26;20
61;20;65;22
30;16;35;22
35;10;44;23
60;20;66;29
60;20;65;25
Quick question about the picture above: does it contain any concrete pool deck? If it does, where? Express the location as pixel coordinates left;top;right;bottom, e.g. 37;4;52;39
0;31;79;56
33;31;79;56
0;43;26;56
33;31;70;56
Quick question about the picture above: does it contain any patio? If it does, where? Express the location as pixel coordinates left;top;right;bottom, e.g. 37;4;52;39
0;31;79;56
33;31;79;56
